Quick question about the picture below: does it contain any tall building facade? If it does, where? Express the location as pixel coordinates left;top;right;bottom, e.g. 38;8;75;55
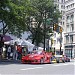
64;0;75;58
54;0;75;58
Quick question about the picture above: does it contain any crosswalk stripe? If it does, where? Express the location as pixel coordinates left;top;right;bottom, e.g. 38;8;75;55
20;67;43;71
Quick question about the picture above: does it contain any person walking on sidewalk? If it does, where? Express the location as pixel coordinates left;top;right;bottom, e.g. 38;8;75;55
7;45;11;59
13;42;18;60
2;45;6;59
17;45;22;60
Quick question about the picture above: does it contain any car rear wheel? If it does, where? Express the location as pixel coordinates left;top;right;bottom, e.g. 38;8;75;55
57;60;59;63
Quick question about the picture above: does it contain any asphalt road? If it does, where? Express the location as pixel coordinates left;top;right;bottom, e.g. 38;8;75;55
0;60;75;75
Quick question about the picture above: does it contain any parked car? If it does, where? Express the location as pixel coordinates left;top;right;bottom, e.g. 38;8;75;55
21;50;52;64
55;55;70;63
64;55;70;62
55;55;65;63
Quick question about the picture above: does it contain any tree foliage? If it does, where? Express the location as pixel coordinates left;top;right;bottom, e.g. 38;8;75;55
26;0;61;46
0;0;61;46
0;0;30;37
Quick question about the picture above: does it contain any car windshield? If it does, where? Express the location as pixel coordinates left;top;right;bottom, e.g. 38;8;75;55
30;50;43;54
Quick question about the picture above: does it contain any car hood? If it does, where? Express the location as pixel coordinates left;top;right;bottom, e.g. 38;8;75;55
22;54;43;60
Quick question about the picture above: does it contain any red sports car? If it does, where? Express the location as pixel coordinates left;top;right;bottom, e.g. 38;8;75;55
21;50;52;64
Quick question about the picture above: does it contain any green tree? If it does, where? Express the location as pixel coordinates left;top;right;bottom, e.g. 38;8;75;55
0;0;30;37
26;0;61;46
0;0;61;47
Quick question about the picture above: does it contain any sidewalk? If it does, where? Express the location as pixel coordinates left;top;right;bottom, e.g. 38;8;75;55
0;59;21;63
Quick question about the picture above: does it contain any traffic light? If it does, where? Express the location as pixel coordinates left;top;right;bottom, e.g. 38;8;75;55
53;24;58;31
59;27;63;33
53;24;56;31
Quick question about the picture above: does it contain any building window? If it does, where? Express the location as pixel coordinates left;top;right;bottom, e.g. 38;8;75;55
63;22;64;25
71;3;74;7
66;25;70;32
66;16;70;23
70;35;73;43
61;0;64;3
66;35;69;43
66;6;68;9
70;14;74;22
70;24;74;32
61;5;63;9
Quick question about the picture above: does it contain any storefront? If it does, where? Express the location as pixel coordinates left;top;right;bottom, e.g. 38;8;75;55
65;45;75;59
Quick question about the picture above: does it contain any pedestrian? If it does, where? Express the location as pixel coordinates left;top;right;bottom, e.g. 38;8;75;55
7;45;11;59
17;45;22;60
33;49;37;54
13;42;18;60
2;45;6;59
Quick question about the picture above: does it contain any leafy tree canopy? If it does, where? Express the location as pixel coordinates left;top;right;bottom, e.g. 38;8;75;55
0;0;30;37
0;0;61;46
26;0;61;46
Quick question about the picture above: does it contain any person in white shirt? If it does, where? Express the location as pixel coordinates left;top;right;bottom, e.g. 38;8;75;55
7;45;11;59
2;45;6;58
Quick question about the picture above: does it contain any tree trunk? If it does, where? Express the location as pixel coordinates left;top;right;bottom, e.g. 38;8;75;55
32;37;35;44
2;21;5;35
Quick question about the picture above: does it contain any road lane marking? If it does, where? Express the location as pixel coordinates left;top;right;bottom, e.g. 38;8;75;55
53;63;74;66
20;67;43;71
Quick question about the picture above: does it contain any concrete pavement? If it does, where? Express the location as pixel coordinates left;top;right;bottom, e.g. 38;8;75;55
0;61;74;75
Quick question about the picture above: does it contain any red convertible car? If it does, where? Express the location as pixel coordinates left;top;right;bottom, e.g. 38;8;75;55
21;50;52;64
